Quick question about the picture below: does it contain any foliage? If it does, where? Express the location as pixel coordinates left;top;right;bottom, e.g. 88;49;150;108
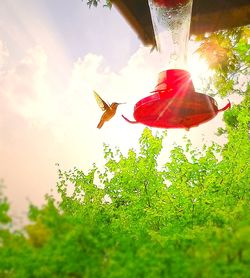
0;183;11;225
85;0;112;9
0;111;249;277
195;26;250;96
0;28;249;277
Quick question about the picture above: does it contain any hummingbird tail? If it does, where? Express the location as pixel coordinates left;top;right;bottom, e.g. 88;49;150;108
97;120;104;129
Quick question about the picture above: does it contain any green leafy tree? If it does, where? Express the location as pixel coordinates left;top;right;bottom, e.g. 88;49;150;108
196;26;249;96
0;182;11;225
85;0;112;9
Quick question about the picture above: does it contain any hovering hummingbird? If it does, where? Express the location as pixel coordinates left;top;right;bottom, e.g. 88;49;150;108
94;91;124;129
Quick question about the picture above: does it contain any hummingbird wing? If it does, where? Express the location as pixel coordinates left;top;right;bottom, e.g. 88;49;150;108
93;91;110;111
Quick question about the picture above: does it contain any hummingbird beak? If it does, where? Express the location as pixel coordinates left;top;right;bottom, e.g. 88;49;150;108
118;102;126;105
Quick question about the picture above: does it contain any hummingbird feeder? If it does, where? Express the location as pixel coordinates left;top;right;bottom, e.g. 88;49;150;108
122;0;230;129
122;69;230;129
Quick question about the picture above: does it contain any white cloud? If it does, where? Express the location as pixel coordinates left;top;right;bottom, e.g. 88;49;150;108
0;41;9;70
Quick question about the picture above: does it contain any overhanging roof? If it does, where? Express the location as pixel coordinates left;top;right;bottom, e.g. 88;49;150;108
112;0;250;47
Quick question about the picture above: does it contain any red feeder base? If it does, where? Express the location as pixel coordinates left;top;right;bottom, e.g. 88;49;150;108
122;69;231;129
152;0;189;8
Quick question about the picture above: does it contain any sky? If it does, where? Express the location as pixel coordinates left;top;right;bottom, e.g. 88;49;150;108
0;0;241;222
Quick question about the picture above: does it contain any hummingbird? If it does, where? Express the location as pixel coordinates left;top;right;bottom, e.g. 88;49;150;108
94;91;124;129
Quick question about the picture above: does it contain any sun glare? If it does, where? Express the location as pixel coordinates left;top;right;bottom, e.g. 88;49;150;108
188;53;212;89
